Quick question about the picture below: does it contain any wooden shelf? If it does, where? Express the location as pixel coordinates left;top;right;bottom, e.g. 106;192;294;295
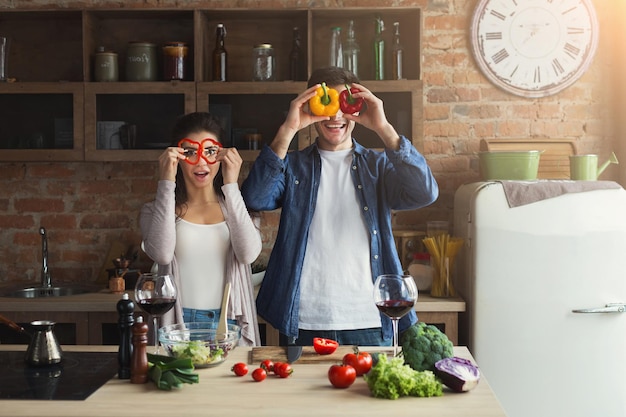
0;6;423;162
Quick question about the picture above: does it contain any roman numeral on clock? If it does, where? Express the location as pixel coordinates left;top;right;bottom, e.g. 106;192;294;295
534;67;541;83
552;58;565;75
489;10;506;20
485;32;502;40
492;48;509;64
564;43;581;58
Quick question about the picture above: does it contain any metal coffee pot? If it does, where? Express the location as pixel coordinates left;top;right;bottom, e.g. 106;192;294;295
25;320;63;366
0;314;63;366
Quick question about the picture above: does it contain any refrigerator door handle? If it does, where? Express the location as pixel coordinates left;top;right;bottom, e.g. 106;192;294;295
572;303;626;314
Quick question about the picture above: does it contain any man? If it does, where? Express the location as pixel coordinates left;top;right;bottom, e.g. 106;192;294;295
242;67;438;346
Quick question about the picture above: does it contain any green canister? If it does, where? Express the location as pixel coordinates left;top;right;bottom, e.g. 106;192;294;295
125;42;157;81
94;47;118;82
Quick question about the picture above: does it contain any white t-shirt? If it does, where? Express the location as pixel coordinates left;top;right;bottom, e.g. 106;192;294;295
175;219;229;310
298;148;382;330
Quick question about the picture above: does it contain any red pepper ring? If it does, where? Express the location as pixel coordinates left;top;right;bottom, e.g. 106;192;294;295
339;84;364;115
178;138;223;165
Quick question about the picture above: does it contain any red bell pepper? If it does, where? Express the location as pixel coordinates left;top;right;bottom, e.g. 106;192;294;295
313;337;339;355
339;84;364;114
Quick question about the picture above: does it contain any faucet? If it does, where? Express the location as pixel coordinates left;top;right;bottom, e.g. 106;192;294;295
40;227;51;288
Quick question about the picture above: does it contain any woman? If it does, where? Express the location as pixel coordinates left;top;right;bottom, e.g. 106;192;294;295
140;112;262;346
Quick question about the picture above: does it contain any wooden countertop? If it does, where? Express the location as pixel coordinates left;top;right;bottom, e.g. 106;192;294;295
0;345;505;417
0;291;465;313
0;291;123;312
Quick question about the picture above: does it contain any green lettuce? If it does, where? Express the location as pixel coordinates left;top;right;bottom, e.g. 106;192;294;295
364;354;443;400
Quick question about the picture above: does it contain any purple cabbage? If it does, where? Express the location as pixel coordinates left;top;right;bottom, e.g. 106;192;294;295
434;357;480;392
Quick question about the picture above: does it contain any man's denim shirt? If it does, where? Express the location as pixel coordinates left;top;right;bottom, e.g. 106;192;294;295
241;137;439;340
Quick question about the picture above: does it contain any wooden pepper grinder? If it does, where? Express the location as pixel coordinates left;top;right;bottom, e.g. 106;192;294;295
116;293;134;379
130;315;149;384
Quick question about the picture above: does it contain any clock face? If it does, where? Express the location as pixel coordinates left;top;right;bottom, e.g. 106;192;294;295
470;0;599;98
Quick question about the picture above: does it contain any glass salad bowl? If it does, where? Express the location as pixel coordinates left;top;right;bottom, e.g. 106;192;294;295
158;322;241;368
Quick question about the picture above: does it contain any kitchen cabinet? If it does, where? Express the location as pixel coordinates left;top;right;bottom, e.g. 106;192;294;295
0;292;120;345
0;6;423;162
258;293;465;346
0;290;463;346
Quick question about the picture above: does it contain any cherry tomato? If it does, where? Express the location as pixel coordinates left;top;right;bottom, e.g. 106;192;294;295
313;337;339;355
251;368;267;382
328;364;356;388
272;361;285;375
342;349;373;376
231;362;248;377
274;362;293;378
260;359;274;373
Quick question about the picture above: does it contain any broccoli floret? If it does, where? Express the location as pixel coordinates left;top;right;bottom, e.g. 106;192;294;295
400;322;454;372
364;354;443;399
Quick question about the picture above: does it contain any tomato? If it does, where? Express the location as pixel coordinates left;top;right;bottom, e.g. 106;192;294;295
313;337;339;355
231;362;248;377
342;349;373;376
274;362;293;378
272;361;285;375
260;359;274;373
251;368;267;382
328;364;356;388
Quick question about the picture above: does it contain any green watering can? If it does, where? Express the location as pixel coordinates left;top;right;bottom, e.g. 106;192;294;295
570;152;619;180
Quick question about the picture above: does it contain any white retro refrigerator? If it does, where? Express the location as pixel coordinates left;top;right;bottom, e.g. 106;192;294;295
453;181;626;417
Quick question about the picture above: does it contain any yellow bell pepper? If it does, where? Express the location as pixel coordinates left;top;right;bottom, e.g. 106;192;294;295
308;82;340;117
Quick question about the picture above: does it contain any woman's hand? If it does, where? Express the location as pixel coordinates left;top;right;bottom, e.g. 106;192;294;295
216;147;243;184
158;146;185;182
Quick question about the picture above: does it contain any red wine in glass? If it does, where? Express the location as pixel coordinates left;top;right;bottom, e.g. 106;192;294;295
134;273;177;353
137;298;176;316
376;300;415;318
373;274;418;356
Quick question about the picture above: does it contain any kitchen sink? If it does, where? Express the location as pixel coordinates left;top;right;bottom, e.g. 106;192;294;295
1;286;93;298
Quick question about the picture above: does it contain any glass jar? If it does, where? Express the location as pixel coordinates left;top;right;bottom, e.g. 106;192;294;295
252;44;275;81
162;42;188;81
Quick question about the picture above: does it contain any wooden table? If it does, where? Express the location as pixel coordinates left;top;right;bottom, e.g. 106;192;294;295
0;345;506;417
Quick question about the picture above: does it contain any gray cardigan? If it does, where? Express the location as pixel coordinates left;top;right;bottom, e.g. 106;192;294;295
140;180;262;346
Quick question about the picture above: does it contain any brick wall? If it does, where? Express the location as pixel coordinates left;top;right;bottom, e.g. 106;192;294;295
0;0;619;287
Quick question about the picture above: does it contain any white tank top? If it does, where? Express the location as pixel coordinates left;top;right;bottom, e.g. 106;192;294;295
175;219;229;310
298;148;382;330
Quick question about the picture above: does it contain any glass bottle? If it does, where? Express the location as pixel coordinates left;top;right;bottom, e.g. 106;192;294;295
329;26;343;68
212;23;227;82
343;20;359;77
392;22;404;80
374;17;385;80
289;26;303;81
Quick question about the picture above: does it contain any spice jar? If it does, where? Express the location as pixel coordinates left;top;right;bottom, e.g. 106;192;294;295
246;133;261;150
126;42;157;81
163;41;188;81
94;46;118;82
252;44;275;81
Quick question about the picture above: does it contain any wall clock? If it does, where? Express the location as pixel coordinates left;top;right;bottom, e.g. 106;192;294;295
470;0;599;98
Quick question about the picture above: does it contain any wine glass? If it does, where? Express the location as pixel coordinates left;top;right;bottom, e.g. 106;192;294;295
373;274;418;356
134;273;177;353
